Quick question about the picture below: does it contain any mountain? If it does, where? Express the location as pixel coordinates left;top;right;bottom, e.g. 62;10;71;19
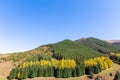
112;42;120;46
106;40;120;47
1;45;53;62
106;40;120;43
51;39;101;60
1;38;102;62
1;37;120;62
75;37;120;54
1;37;120;80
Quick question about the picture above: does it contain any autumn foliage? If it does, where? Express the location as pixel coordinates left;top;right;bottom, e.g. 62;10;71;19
84;57;113;74
110;53;120;64
8;59;79;79
8;56;113;79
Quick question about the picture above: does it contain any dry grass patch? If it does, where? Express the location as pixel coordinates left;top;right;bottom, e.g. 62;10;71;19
0;61;14;80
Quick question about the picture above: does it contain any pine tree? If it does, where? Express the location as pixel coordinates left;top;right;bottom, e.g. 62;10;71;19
54;68;62;78
47;66;54;77
43;67;48;77
72;68;76;77
19;67;28;79
85;66;93;75
8;68;18;79
114;71;120;80
76;65;85;76
37;66;44;77
29;66;36;78
62;68;72;78
93;65;100;74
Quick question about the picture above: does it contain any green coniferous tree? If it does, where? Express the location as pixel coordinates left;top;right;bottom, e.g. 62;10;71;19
8;68;18;80
76;65;85;76
54;68;62;78
48;66;54;77
37;66;44;77
85;66;93;75
20;67;28;79
93;65;100;74
43;67;48;77
29;66;36;78
72;68;76;77
28;66;32;78
62;68;72;78
114;71;120;80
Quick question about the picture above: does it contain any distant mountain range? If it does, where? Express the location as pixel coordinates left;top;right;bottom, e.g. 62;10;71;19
106;40;120;46
106;40;120;43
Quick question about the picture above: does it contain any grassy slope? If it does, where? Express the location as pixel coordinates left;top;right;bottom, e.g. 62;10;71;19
1;46;53;62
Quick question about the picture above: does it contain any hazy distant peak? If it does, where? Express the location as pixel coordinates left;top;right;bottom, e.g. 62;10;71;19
106;40;120;43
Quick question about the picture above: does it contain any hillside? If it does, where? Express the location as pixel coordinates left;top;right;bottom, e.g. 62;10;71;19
75;37;120;54
0;37;120;80
1;39;103;63
0;38;98;62
51;39;101;61
1;37;120;62
0;61;14;80
0;45;53;62
112;42;120;46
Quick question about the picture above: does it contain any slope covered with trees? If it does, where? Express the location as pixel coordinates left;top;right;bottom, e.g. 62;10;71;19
1;46;53;62
51;39;102;61
5;37;120;79
2;37;120;62
112;42;120;47
75;37;120;54
1;39;103;62
8;55;112;80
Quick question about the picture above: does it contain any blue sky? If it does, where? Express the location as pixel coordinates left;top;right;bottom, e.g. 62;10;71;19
0;0;120;53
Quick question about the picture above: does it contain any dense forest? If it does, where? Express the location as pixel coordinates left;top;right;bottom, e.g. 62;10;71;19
75;37;120;54
8;55;112;79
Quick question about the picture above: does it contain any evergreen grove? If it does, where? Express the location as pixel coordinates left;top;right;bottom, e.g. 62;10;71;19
8;56;113;80
110;53;120;64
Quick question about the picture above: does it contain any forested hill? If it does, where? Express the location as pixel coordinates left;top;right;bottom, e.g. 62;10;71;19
112;42;120;46
1;37;120;62
7;37;116;80
75;37;120;54
51;39;101;60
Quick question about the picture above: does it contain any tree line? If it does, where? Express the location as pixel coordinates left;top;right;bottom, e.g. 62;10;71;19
8;56;113;80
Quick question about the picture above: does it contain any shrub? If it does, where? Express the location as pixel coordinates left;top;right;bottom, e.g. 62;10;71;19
95;76;105;80
109;73;113;77
89;73;94;79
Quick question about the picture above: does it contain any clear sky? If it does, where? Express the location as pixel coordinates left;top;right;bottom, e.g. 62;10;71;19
0;0;120;53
